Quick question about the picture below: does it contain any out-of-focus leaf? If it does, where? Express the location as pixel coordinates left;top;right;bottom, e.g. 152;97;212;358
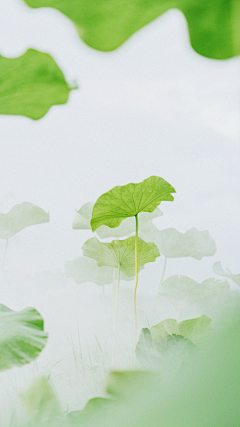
136;328;198;374
72;202;95;230
140;227;216;260
150;314;212;348
91;176;175;232
0;304;48;371
0;49;72;120
21;377;62;426
0;202;49;239
158;275;229;304
82;236;160;277
69;398;113;425
213;261;240;286
106;370;155;399
65;256;114;286
24;0;240;59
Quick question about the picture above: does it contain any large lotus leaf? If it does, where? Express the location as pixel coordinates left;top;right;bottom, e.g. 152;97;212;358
150;314;212;348
82;236;160;277
21;377;62;426
140;227;216;260
24;0;240;59
91;176;175;232
72;202;95;230
0;304;48;371
136;328;198;374
0;49;72;120
158;275;229;304
0;202;50;239
213;261;240;286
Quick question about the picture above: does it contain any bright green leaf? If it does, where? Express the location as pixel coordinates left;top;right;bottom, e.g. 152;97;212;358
0;49;72;120
150;314;212;347
0;202;50;239
213;261;240;286
82;236;160;277
91;176;175;232
140;227;217;260
23;0;240;59
0;304;48;371
158;275;229;304
136;328;198;374
21;377;61;426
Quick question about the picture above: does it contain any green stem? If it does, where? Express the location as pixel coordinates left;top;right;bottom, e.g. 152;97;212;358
112;263;120;365
133;214;138;346
158;256;167;296
2;239;8;275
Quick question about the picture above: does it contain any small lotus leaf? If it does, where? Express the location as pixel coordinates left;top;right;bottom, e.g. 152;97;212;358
140;227;217;260
158;275;229;304
0;202;50;239
0;49;72;120
91;176;175;232
82;236;160;277
213;261;240;287
65;256;114;286
0;304;48;371
150;314;212;348
21;377;61;425
72;202;95;230
24;0;240;59
136;328;198;374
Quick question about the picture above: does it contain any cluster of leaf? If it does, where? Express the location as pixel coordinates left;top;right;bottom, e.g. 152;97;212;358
13;307;240;427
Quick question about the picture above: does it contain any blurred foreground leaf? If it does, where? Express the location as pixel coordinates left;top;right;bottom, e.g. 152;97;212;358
0;49;72;120
24;0;240;59
0;202;49;239
158;275;229;303
213;261;240;286
82;236;160;277
0;305;48;371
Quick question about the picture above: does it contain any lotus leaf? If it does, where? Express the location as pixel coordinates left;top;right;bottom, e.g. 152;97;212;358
0;49;72;120
24;0;240;59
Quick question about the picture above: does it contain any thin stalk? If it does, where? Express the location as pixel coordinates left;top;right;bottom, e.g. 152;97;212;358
102;285;106;346
158;256;167;297
112;263;120;366
112;267;116;307
2;239;8;275
133;214;139;347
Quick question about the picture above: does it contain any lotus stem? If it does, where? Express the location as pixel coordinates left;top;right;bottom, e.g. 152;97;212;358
133;214;139;347
158;256;167;297
112;263;120;365
2;239;8;275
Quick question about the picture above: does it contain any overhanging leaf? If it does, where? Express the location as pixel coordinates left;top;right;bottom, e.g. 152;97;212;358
150;314;212;347
140;227;217;260
0;304;48;371
82;236;160;277
136;328;198;374
213;261;240;286
0;202;50;239
91;176;175;232
158;275;229;304
23;0;240;59
0;49;72;120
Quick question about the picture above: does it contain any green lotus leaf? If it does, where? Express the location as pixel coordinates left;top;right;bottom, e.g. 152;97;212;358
158;275;229;304
72;202;95;230
24;0;240;59
0;304;48;371
106;370;155;399
136;328;198;374
0;202;50;239
69;398;113;425
140;227;217;260
150;314;212;348
91;176;175;232
65;256;114;286
82;236;160;277
0;49;72;120
213;261;240;286
21;377;61;426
